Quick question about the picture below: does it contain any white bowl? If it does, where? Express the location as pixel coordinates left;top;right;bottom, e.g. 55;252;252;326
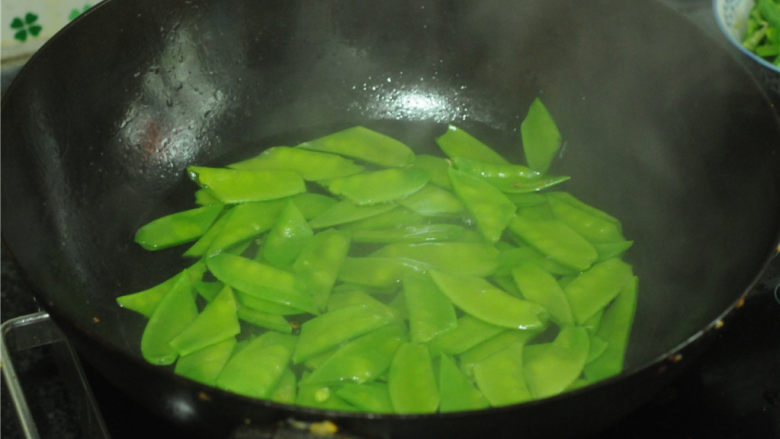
713;0;780;95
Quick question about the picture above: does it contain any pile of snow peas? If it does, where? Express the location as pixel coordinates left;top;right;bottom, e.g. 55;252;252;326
742;0;780;67
117;98;638;413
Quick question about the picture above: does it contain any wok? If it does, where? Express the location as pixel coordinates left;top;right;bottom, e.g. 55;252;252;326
2;0;779;437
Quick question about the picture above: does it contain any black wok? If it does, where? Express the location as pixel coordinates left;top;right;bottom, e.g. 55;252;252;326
2;0;779;438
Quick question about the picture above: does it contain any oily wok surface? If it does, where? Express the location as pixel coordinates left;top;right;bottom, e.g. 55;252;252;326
2;0;779;437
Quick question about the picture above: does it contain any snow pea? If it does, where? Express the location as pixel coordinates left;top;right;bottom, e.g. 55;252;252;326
351;224;466;244
269;368;298;404
508;210;598;271
298;126;415;168
546;193;624;244
228;146;365;181
134;204;223;251
545;192;620;226
388;343;439;413
448;167;516;243
116;262;206;317
236;307;292;334
403;272;457;343
521;98;562;174
188;166;305;203
459;329;540;377
194;188;220;206
505;192;547;207
430;270;548;330
293;229;351;311
296;383;356;411
141;272;198;365
293;303;396;364
436;125;510;165
438;354;489;412
472;341;531;406
308;200;396;229
206;253;318;314
324;167;430;206
495;245;579;277
523;326;590;398
338;207;426;231
335;383;394;413
586;334;609;364
289;193;339;219
215;332;297;399
584;275;638;381
169;285;241;356
326;288;398;319
512;262;574;326
261;200;313;267
427;315;505;355
398;185;465;217
188;200;286;258
563;258;634;324
593;240;634;262
337;257;426;288
183;207;235;257
413;154;453;189
452;157;570;194
303;323;404;385
174;337;236;386
235;290;304;315
371;242;500;277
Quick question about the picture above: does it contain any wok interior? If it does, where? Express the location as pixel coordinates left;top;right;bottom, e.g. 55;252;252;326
3;0;779;387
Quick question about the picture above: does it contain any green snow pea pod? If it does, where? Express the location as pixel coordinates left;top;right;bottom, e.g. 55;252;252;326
459;329;540;377
521;98;562;174
505;192;547;207
545;192;621;226
581;309;604;333
436;125;510;165
495;245;579;277
303;323;404;384
188;166;305;203
207;253;317;314
269;368;298;404
183;207;235;257
170;285;241;356
438;354;489;412
324;167;430;206
472;341;531;406
403;272;457;343
337;257;426;288
371;242;499;277
326;289;398;319
512;262;574;326
584;275;638;381
215;332;297;399
236;307;292;334
228;146;365;181
194;189;220;206
293;229;351;311
429;270;548;330
448;167;516;243
308;200;396;229
593;240;634;262
564;258;634;324
523;326;590;398
298;126;415;168
388;343;439;413
335;383;394;413
174;337;236;386
586;334;609;364
261;200;314;267
491;274;522;297
546;193;625;244
351;224;466;244
338;207;426;231
508;210;597;271
452;157;570;194
116;262;206;317
188;200;286;258
236;290;305;315
296;383;356;411
134;204;223;251
290;193;339;219
413;154;453;189
141;272;198;365
398;185;465;217
293;303;396;364
195;280;222;302
427;315;504;355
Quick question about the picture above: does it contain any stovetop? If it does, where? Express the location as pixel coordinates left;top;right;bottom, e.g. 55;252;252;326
2;1;780;438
